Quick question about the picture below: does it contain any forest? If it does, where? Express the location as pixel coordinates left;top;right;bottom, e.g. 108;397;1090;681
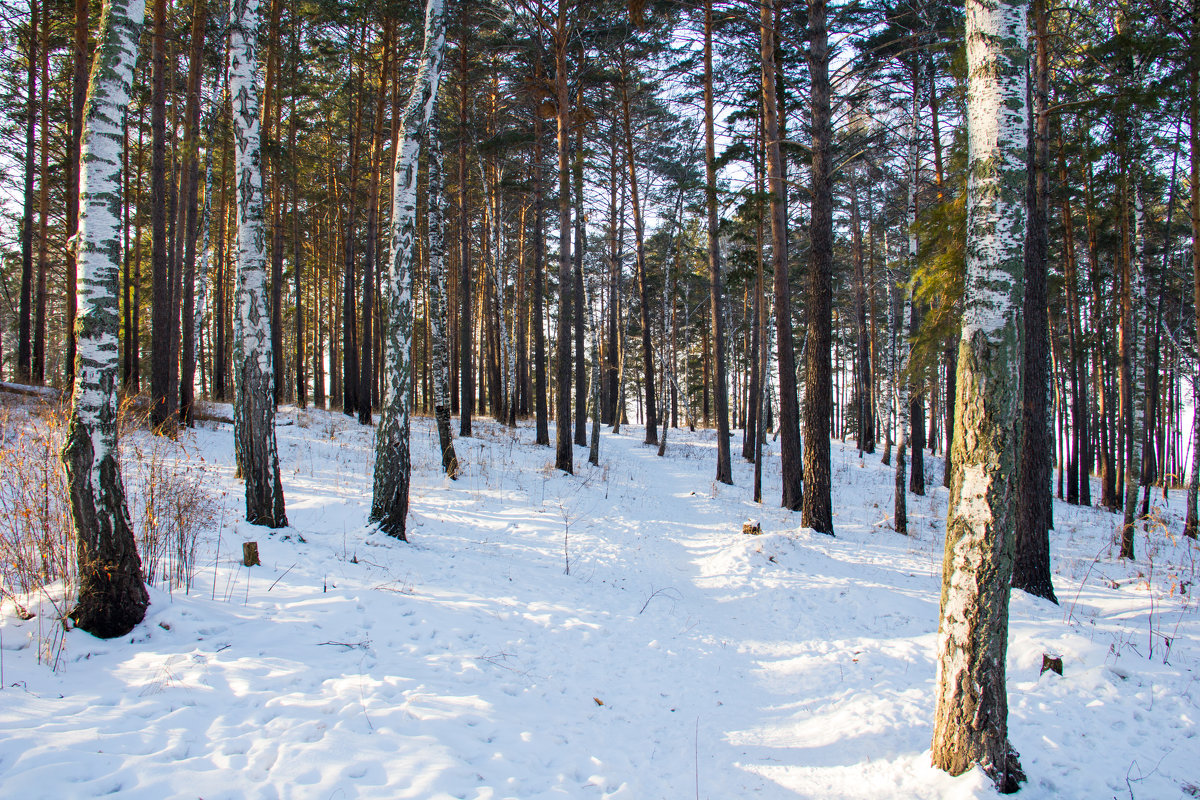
0;0;1197;796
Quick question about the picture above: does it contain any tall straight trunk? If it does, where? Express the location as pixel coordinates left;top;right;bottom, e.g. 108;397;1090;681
554;2;574;473
213;127;231;401
263;0;284;406
1186;4;1200;539
457;29;473;437
573;115;588;446
32;3;50;383
149;0;170;429
1013;0;1056;601
705;0;732;484
850;168;874;453
65;0;89;383
360;20;394;425
17;0;37;384
230;0;287;528
429;110;459;476
179;0;208;427
288;45;304;408
34;2;51;383
1059;140;1086;505
619;62;656;447
371;0;446;538
1085;162;1114;508
63;0;150;638
932;0;1028;789
745;115;764;464
760;0;802;510
803;0;834;533
1120;158;1147;559
532;62;549;444
604;128;621;426
342;22;366;418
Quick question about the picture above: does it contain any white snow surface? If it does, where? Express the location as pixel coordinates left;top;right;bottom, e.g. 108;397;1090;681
2;410;1197;799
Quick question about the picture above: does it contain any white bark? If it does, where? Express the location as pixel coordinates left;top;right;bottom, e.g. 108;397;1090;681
62;0;150;637
229;0;286;527
371;0;446;538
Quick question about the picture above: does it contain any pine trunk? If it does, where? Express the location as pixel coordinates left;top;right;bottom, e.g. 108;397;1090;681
803;0;833;533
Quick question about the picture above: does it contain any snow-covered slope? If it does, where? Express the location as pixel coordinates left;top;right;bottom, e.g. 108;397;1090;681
1;408;1196;798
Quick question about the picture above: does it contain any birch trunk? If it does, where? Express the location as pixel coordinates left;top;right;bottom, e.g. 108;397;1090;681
230;0;287;528
62;0;150;638
428;111;459;477
370;0;446;538
931;0;1028;789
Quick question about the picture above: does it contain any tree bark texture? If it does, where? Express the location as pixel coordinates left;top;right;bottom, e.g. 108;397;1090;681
931;0;1028;790
803;0;834;534
63;0;150;639
230;0;287;528
760;0;802;511
371;0;446;538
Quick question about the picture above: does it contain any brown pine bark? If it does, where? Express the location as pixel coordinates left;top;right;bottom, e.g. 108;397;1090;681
761;0;802;510
705;0;732;485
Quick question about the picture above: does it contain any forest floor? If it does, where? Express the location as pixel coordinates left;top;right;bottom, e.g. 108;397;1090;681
1;403;1197;799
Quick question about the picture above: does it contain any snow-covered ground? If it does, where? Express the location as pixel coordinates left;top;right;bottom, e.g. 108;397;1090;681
1;405;1197;799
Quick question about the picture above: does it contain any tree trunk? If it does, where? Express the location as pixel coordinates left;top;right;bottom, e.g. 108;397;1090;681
620;59;656;448
371;0;447;538
149;0;171;430
931;0;1028;789
803;0;833;533
360;20;394;426
179;0;209;427
65;0;89;384
705;0;733;485
1186;5;1200;539
554;1;574;473
1013;0;1056;602
230;0;287;528
17;0;36;384
532;58;549;445
457;28;473;437
573;98;588;446
429;110;459;477
760;0;802;511
63;0;150;639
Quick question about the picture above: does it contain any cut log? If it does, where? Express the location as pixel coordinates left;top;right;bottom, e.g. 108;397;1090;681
242;541;261;567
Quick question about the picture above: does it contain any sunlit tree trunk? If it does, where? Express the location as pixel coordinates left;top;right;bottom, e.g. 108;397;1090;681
705;0;732;485
931;0;1028;790
230;0;287;528
370;0;446;538
760;0;801;510
428;110;459;477
63;0;150;639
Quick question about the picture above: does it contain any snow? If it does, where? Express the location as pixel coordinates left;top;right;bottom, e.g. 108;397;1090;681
1;409;1197;799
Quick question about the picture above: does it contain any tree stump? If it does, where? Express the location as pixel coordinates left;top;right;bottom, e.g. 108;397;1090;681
742;520;762;536
1040;653;1063;676
242;541;261;567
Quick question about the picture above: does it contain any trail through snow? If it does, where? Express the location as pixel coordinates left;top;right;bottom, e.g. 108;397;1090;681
1;407;1196;798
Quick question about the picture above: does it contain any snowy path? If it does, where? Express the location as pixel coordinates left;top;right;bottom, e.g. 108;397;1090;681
1;409;1196;799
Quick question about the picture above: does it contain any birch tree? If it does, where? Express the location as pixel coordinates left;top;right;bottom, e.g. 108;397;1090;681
370;0;447;539
62;0;150;638
428;110;459;477
931;0;1028;790
230;0;287;528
